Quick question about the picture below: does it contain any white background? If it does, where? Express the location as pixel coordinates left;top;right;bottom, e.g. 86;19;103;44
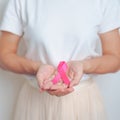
0;0;120;120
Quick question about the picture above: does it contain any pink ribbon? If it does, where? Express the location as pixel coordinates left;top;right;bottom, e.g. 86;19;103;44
52;61;70;85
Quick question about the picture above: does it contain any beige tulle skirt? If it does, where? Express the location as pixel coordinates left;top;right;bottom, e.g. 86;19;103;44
13;79;107;120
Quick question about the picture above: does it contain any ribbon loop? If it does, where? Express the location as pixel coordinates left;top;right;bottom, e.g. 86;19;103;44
52;61;70;85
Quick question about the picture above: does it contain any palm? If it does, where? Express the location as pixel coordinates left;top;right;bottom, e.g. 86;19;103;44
37;64;55;88
67;61;83;86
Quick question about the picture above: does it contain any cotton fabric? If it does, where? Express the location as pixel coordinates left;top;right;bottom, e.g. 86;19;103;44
0;0;120;83
0;0;120;119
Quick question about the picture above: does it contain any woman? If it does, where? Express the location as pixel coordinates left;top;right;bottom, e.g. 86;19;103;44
0;0;120;120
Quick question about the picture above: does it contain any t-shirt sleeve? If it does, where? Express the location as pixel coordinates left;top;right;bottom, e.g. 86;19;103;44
0;0;23;36
99;0;120;33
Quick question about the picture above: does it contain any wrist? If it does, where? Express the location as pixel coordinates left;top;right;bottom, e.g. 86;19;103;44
32;61;41;75
81;59;91;74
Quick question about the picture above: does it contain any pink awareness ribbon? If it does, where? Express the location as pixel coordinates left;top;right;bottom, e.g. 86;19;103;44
52;61;70;85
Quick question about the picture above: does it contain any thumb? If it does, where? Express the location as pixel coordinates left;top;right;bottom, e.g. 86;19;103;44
69;72;83;87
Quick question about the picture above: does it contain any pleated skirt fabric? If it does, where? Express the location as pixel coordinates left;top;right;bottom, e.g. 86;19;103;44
13;79;107;120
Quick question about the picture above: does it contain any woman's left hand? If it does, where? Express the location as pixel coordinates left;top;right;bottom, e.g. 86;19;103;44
47;61;84;97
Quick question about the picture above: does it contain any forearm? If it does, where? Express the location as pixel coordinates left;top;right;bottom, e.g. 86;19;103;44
0;53;41;75
82;55;120;74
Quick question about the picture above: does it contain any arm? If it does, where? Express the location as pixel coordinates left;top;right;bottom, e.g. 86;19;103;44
82;29;120;74
0;31;41;75
46;29;120;96
59;28;120;87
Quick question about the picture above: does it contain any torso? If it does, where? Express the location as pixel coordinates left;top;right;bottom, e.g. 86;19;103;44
21;0;103;81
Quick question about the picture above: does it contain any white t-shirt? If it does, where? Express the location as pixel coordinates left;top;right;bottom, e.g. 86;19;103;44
0;0;120;87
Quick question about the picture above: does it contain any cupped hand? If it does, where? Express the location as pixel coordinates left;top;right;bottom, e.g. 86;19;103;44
36;64;56;91
67;61;84;87
47;61;84;97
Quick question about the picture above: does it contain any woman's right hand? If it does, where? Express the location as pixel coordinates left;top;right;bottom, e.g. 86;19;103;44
36;63;69;92
36;64;56;91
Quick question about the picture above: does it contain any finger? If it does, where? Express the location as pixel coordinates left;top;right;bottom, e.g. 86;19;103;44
43;81;53;90
67;68;75;80
50;82;68;90
37;68;56;88
43;74;55;85
69;71;83;87
38;65;55;77
43;75;55;90
60;87;74;95
70;79;79;87
48;87;74;96
47;90;56;96
57;88;74;96
47;89;63;96
43;72;57;84
50;84;64;90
